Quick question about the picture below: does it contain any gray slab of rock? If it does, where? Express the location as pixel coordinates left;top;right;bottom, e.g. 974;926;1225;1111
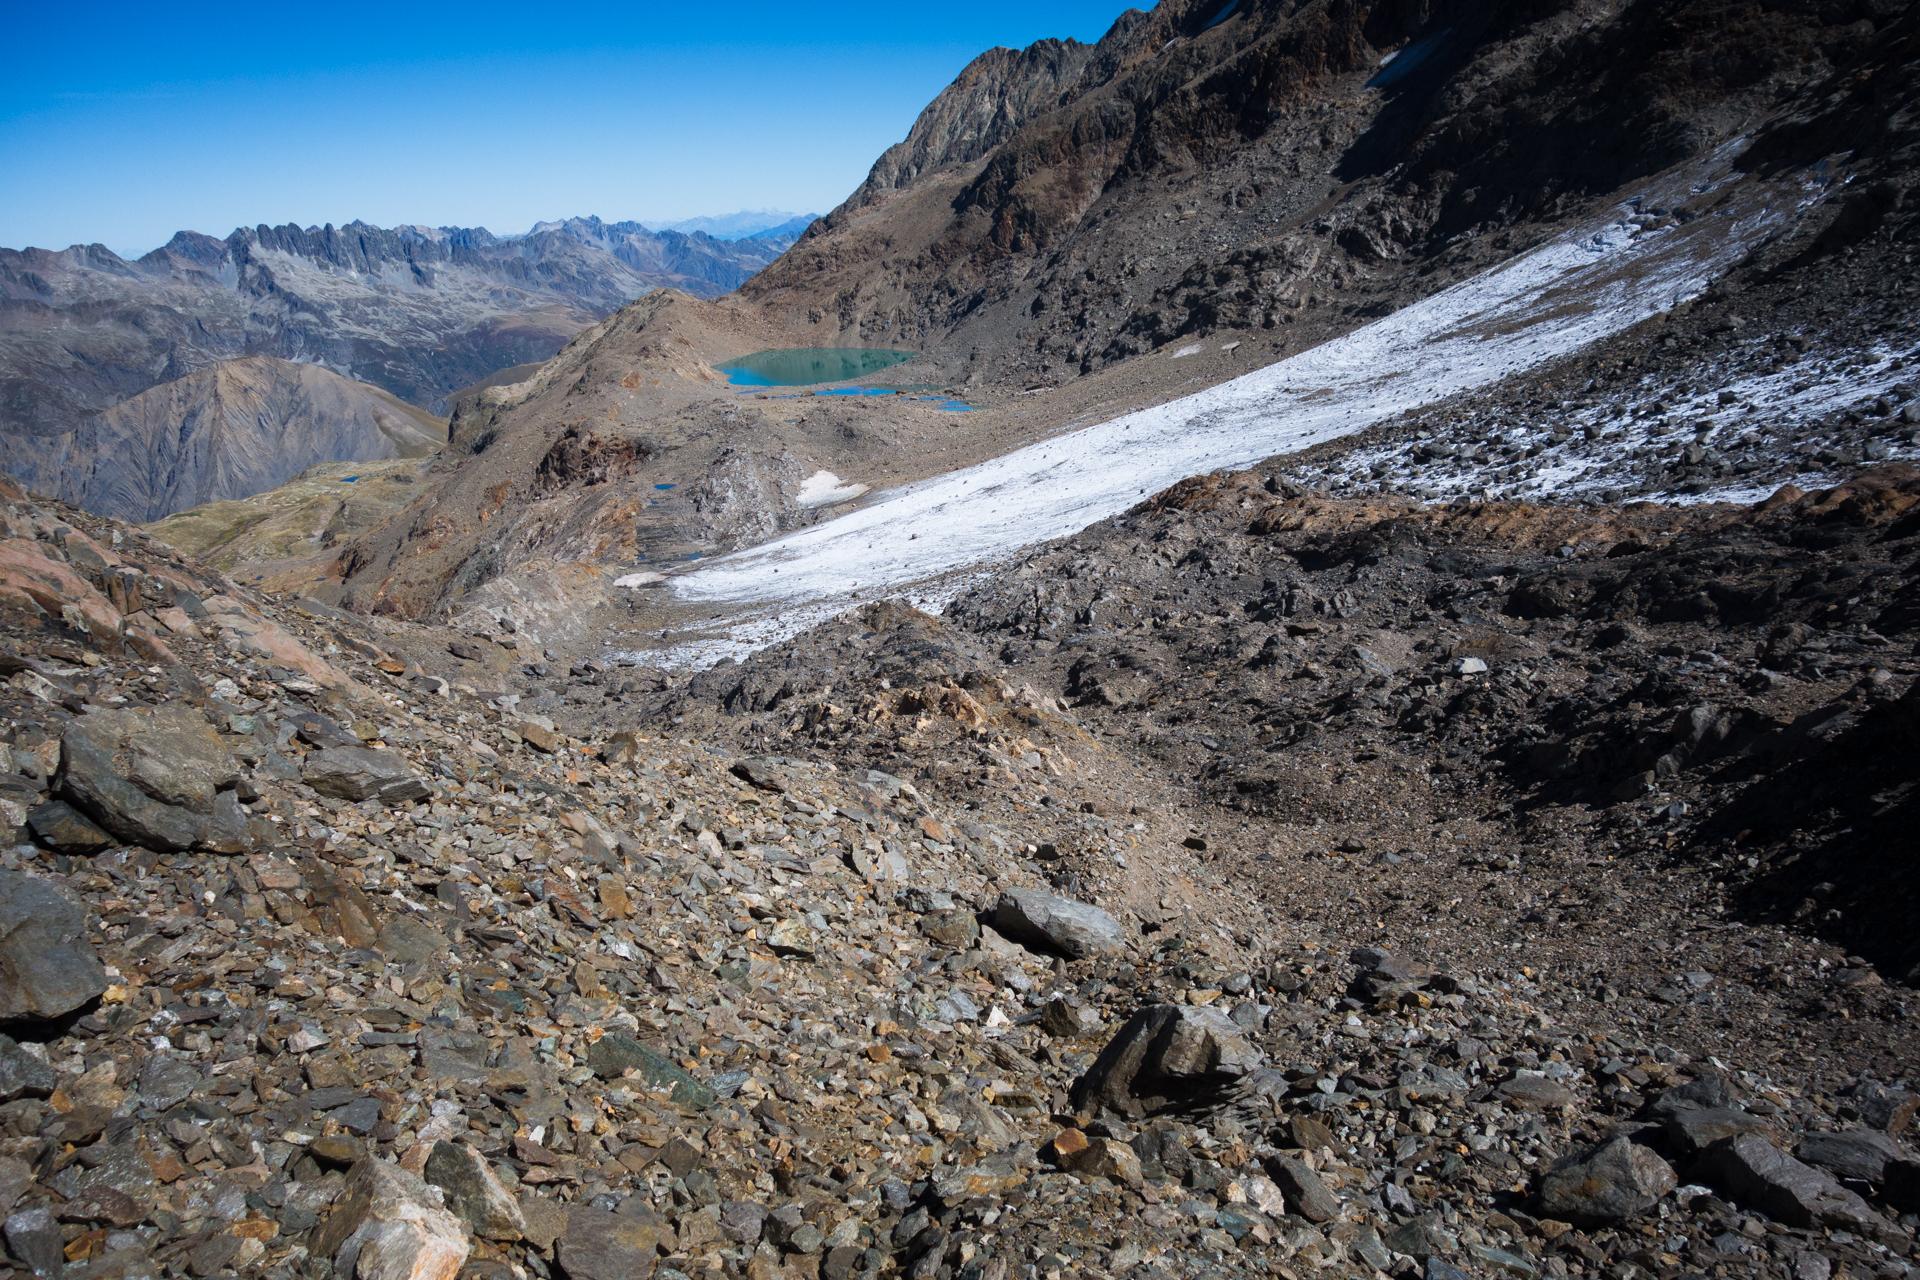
1264;1153;1340;1222
0;1036;53;1103
0;870;108;1024
312;1159;470;1280
424;1141;526;1242
1698;1134;1878;1229
4;1206;63;1275
1538;1135;1678;1225
24;801;111;853
1796;1129;1909;1186
1499;1073;1577;1110
990;888;1124;959
1071;1003;1265;1118
556;1203;667;1280
302;746;430;804
1662;1105;1776;1157
58;705;237;851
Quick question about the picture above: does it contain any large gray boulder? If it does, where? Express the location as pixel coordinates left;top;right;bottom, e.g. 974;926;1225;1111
1538;1135;1678;1225
1697;1133;1877;1229
1072;1003;1264;1118
58;705;245;852
312;1158;470;1280
990;888;1124;958
302;746;430;804
0;870;108;1024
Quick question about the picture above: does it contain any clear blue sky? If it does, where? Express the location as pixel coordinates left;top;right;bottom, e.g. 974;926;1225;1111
1;1;1138;255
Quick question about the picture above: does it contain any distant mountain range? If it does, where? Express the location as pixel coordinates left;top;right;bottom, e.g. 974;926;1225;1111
641;210;818;241
0;213;805;518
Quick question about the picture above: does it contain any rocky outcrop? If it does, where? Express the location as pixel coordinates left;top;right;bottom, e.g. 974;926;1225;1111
57;705;247;852
740;0;1909;381
850;38;1102;204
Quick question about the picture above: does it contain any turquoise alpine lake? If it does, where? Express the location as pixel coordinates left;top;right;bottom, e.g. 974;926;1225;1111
717;348;916;387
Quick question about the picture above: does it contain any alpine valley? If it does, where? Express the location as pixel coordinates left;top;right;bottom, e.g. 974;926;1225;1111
0;4;1917;1280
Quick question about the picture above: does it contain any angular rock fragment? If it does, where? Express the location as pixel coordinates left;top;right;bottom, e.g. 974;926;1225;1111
585;1032;714;1110
57;705;242;851
1072;1004;1264;1118
556;1203;667;1280
4;1206;63;1275
0;870;108;1024
302;746;430;804
1797;1129;1920;1209
1264;1153;1340;1223
1697;1134;1878;1229
0;1036;54;1101
1537;1135;1678;1225
1061;1136;1144;1186
312;1159;470;1280
990;887;1124;958
24;800;111;853
423;1142;526;1242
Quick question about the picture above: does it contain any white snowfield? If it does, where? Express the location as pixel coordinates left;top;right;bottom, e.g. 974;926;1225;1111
635;163;1807;666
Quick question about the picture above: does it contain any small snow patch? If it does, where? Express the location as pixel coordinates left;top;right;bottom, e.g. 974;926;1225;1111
1172;343;1205;359
796;470;869;508
613;571;666;589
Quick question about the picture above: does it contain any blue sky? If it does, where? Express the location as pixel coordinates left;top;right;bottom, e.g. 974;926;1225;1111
1;2;1136;255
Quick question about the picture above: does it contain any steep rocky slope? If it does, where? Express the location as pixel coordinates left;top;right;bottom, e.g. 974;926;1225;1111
1;429;1918;1280
0;356;443;523
743;0;1912;381
320;0;1917;628
0;214;801;446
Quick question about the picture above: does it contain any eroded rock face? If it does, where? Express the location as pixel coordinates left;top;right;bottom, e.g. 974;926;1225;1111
0;872;107;1025
1072;1004;1264;1119
990;887;1124;958
1538;1135;1678;1225
57;705;244;852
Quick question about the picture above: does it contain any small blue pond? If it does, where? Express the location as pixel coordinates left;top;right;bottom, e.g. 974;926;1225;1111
717;348;916;387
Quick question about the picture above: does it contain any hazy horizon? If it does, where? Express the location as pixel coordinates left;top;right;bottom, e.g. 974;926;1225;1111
1;1;1132;257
